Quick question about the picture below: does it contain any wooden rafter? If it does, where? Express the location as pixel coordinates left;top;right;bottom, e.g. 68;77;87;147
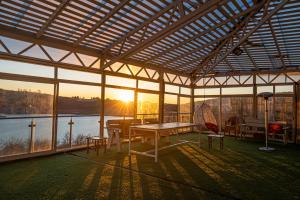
73;0;130;46
102;0;223;69
36;0;70;38
192;0;289;83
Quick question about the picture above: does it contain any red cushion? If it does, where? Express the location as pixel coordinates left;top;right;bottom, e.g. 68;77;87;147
268;123;283;134
205;122;218;133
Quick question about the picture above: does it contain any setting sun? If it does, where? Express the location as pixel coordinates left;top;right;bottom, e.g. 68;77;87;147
116;90;134;102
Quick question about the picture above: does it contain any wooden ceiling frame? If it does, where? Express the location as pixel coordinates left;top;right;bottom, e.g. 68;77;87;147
191;0;289;83
102;0;224;69
0;0;299;78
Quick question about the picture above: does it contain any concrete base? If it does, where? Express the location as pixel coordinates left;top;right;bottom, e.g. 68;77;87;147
258;147;275;151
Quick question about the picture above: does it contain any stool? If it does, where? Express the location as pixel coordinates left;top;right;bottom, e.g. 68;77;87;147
86;136;107;155
207;134;224;150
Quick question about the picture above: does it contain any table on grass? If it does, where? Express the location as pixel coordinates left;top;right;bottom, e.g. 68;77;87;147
129;122;197;162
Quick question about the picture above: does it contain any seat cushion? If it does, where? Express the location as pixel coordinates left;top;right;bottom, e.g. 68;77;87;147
268;123;283;134
205;122;218;133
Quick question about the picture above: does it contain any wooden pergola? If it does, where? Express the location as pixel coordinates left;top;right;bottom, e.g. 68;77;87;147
0;0;299;160
0;0;299;77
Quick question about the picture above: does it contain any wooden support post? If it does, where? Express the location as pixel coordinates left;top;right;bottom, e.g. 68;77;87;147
219;89;222;132
52;66;58;151
293;83;298;143
253;75;257;119
159;71;165;123
134;81;138;120
272;85;276;121
190;82;195;124
100;58;106;138
177;94;180;122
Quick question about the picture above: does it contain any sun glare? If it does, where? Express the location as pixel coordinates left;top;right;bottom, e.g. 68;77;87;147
117;90;134;102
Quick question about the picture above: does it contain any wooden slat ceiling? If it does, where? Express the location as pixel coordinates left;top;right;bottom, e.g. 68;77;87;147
0;0;299;75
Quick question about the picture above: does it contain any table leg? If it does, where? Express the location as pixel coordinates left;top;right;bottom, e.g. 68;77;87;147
128;127;131;157
221;138;224;150
208;137;212;150
116;130;121;152
87;137;89;154
104;139;107;153
155;130;158;163
96;140;99;156
199;132;201;147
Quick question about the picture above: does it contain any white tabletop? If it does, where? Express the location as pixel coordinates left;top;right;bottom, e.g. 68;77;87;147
130;122;197;130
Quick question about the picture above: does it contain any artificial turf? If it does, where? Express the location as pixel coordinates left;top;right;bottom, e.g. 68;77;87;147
0;133;300;200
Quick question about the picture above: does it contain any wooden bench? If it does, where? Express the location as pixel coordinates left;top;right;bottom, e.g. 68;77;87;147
240;118;289;144
240;118;265;139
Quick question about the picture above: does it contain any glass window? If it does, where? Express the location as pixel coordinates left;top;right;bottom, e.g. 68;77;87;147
138;80;159;91
165;84;179;94
194;97;220;126
221;97;253;128
180;87;191;95
0;79;53;156
58;68;101;83
164;94;178;122
275;85;293;95
106;75;136;88
57;83;101;149
104;87;134;135
179;97;191;122
137;93;159;120
222;87;253;95
194;88;220;96
0;60;54;78
257;86;273;94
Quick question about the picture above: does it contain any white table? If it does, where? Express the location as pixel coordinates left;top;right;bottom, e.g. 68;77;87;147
128;122;197;162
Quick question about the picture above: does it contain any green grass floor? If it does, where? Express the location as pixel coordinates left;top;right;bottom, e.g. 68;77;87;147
0;133;300;200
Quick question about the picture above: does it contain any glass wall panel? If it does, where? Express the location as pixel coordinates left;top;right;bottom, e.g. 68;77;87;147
179;97;191;122
57;83;101;149
274;96;294;141
194;97;220;128
222;87;253;95
0;60;54;78
257;86;274;119
0;80;53;156
180;87;191;95
165;84;179;94
137;93;159;121
138;80;159;91
275;85;293;95
194;88;220;96
221;97;253;128
58;68;101;83
106;75;136;88
104;87;134;135
164;94;178;122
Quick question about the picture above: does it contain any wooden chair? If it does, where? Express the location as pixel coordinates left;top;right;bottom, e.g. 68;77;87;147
86;136;107;155
224;116;240;138
268;121;289;145
107;119;141;152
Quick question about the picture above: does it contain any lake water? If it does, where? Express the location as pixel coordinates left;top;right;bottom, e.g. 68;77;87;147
0;115;131;149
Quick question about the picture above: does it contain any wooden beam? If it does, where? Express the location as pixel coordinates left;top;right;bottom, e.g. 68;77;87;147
192;0;289;82
73;0;130;46
103;0;223;68
102;0;187;54
0;24;189;77
36;0;70;38
144;7;255;64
